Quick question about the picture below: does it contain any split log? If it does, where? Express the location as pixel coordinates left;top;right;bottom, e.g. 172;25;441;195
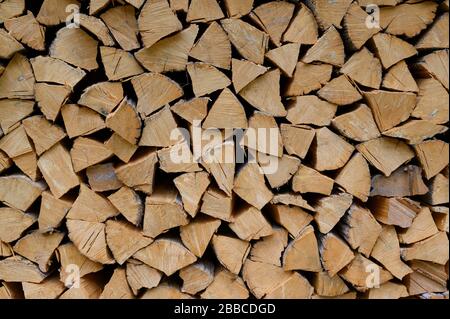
108;187;143;226
370;165;429;197
339;204;382;257
401;232;449;265
314;193;353;234
143;184;189;238
369;197;421;228
50;27;99;71
134;238;197;276
0;175;45;211
39;191;72;232
269;204;313;237
106;220;153;265
200;267;249;299
180;215;221;258
179;261;214;295
212;235;250;275
250;227;288;267
285;62;332;96
38;143;80;198
332;104;380;142
283;225;321;272
13;231;64;272
0;207;36;243
371;226;412;280
126;259;163;295
100;268;134;299
319;232;355;277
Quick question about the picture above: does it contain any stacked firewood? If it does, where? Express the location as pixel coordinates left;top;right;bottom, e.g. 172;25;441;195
0;0;448;299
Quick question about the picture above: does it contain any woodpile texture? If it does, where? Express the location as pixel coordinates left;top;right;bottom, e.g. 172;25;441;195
0;0;449;300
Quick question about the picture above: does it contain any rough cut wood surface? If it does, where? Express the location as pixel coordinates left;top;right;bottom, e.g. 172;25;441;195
0;0;448;300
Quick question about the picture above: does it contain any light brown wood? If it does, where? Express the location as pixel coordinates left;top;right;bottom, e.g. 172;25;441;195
203;88;247;129
371;165;429;197
0;175;45;211
105;99;141;145
67;219;115;265
138;0;182;48
285;62;332;96
143;184;189;238
369;197;420;228
269;204;313;237
201;267;249;299
283;225;321;272
35;84;71;121
357;137;415;176
0;207;36;243
318;75;362;106
332;104;381;142
293;165;334;195
370;33;417;69
131;72;183;116
335;153;371;202
61;104;106;139
315;193;353;234
78;82;123;116
31;55;85;88
306;0;353;30
250;227;288;267
50;27;98;71
187;0;224;23
249;1;294;47
101;5;140;51
303;26;345;67
0;99;33;134
240;69;286;117
174;171;210;217
339;254;393;292
1;0;448;300
401;232;449;265
313;272;349;297
37;0;80;26
379;1;438;38
343;2;380;50
414;140;449;179
243;259;313;299
221;18;269;65
286;96;337;127
134;238;197;276
283;3;318;45
4;11;45;51
13;231;64;272
424;174;449;206
190;22;231;70
188;63;231;97
100;46;144;81
38;143;80;198
371;226;412;279
320;232;355;277
126;260;163;295
39;191;72;232
212;235;250;275
0;54;35;100
312;127;355;172
105;134;138;163
179;261;214;295
232;58;268;93
106;220;153;265
0;0;25;23
180;215;221;258
135;25;199;73
78;14;115;46
339;204;382;257
100;268;134;299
